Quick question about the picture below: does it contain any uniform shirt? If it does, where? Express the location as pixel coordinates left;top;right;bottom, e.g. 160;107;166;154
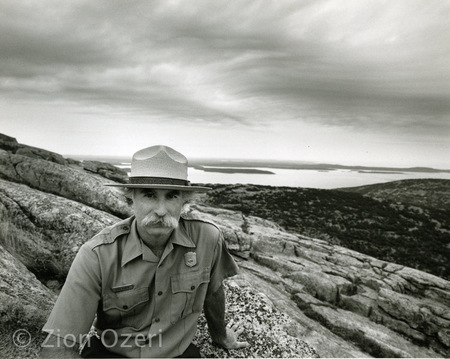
42;216;239;358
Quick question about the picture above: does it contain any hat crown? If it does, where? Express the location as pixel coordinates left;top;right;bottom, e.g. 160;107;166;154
130;145;188;180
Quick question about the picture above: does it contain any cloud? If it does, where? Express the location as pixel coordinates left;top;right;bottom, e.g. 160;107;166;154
0;0;449;137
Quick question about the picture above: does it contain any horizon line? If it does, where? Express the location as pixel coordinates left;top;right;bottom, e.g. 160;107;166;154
66;154;450;173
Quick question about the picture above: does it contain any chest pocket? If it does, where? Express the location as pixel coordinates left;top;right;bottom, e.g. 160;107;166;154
100;287;150;330
170;267;210;324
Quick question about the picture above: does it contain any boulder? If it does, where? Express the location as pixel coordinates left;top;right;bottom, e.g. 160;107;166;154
0;133;66;165
81;160;128;184
16;146;67;166
0;150;132;219
0;134;20;152
0;179;120;280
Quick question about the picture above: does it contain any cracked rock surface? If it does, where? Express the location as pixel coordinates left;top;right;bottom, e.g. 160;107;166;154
186;203;450;357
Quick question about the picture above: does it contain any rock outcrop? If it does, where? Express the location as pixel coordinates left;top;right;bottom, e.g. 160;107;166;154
0;179;120;281
0;133;131;219
0;133;66;166
81;160;129;184
0;243;55;358
0;150;131;219
1;133;449;358
185;204;450;357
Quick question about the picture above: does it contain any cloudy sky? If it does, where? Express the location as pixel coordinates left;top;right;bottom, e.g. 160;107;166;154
1;0;449;168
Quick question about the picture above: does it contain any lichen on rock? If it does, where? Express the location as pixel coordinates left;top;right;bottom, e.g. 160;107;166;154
194;278;318;358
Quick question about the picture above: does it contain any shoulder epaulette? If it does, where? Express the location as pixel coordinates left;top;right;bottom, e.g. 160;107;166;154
181;216;221;231
86;216;134;249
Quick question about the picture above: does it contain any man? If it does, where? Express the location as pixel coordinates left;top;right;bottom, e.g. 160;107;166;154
40;145;248;358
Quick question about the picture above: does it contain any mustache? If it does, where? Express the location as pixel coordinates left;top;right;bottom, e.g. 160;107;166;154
141;213;179;229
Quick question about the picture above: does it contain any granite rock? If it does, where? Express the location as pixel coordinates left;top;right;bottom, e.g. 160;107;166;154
0;243;56;359
186;203;450;357
0;179;120;280
0;150;131;218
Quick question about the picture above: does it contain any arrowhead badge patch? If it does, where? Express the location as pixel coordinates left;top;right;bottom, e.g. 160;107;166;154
184;252;197;267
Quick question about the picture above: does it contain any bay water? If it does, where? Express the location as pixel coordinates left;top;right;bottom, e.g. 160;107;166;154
116;163;450;189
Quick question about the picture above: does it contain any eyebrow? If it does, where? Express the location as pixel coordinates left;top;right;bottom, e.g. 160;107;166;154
141;189;180;196
167;190;181;196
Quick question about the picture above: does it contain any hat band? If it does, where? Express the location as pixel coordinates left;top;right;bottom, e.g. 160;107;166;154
129;177;190;186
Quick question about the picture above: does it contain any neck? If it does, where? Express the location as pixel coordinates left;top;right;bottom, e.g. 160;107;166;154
136;225;173;250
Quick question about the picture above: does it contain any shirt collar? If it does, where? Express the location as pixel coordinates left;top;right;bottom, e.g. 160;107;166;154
121;218;196;267
121;219;145;267
170;218;196;249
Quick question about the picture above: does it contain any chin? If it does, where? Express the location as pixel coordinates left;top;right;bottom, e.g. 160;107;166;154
147;227;174;235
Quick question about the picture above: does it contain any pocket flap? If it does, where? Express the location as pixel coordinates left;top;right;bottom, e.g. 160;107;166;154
103;286;149;311
171;268;210;293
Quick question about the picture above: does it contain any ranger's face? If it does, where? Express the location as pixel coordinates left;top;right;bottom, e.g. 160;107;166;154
132;188;183;237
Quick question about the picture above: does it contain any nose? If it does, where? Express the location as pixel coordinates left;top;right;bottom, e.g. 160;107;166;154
154;199;168;216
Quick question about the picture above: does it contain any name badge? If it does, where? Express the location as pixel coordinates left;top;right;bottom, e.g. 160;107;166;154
184;252;197;267
111;284;134;293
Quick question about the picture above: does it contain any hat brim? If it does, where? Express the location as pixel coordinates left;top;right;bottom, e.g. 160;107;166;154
104;183;211;192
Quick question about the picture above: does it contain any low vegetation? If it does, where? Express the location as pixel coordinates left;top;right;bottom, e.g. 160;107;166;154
339;178;450;210
204;181;450;280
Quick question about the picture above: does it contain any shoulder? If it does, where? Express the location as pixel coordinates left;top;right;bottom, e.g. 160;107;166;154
181;217;222;241
84;216;134;250
181;217;221;231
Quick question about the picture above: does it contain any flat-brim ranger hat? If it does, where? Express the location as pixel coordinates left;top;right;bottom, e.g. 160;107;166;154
105;145;211;191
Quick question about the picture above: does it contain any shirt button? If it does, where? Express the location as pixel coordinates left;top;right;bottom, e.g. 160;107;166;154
158;291;163;296
123;305;128;309
190;285;195;290
155;318;160;323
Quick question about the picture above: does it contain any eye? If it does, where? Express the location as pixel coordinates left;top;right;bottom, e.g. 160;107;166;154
167;191;180;200
144;191;157;199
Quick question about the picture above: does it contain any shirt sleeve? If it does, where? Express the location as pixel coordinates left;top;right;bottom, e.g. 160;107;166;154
207;230;239;295
42;243;101;343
